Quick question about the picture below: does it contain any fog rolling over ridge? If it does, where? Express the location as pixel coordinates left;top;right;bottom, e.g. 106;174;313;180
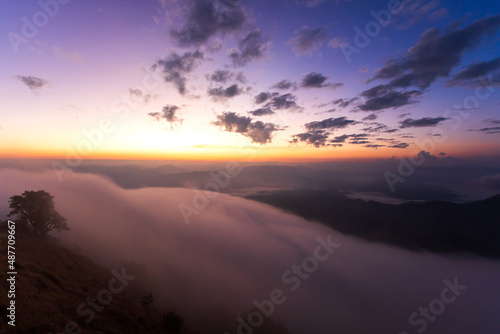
0;168;499;334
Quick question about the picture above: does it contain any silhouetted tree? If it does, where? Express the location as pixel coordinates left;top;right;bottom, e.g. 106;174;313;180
140;293;154;322
162;308;184;333
7;190;69;239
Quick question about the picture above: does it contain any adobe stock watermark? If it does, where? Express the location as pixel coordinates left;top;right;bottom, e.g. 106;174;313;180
7;0;72;54
385;74;497;192
49;267;135;334
224;235;341;334
339;0;413;63
51;66;164;183
398;277;467;334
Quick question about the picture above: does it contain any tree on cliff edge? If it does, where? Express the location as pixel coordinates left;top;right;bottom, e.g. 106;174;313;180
7;190;69;239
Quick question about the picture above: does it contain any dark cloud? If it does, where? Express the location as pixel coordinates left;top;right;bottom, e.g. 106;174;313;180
388;142;410;149
330;134;349;143
365;144;385;149
230;29;270;67
400;117;449;128
148;105;183;128
16;75;48;91
305;117;359;131
254;92;273;104
290;130;331;148
349;140;370;145
208;84;242;101
332;97;358;108
359;85;422;111
265;93;303;112
206;70;247;84
362;113;378;121
295;0;330;7
271;80;297;90
213;112;282;144
368;15;500;90
439;152;446;156
152;50;204;95
287;26;327;56
361;123;399;133
206;69;232;83
248;107;274;116
468;126;500;134
447;57;500;87
170;0;246;46
301;72;343;89
129;88;154;104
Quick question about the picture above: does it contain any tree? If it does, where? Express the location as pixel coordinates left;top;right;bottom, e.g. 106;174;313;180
140;293;154;322
7;190;69;239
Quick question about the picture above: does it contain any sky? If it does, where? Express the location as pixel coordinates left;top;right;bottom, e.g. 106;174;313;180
1;0;500;162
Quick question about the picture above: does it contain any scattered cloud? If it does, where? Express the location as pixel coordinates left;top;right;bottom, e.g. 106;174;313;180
295;0;330;7
287;26;327;56
208;84;243;101
400;117;449;128
271;80;297;90
213;112;282;144
15;75;49;92
305;117;359;131
301;72;343;89
129;88;155;104
388;142;410;149
368;15;500;90
362;113;378;121
290;130;331;147
359;85;422;111
248;106;274;116
447;57;500;87
152;50;205;95
170;0;246;46
148;105;183;128
230;29;271;67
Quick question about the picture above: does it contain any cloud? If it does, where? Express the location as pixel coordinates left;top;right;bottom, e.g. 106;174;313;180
287;26;327;56
468;126;500;134
365;144;385;149
400;117;449;128
362;114;378;121
305;117;359;131
301;72;343;89
213;111;282;144
129;88;155;104
254;92;273;104
359;85;422;111
15;75;49;92
248;107;274;116
447;57;500;87
5;170;498;334
267;93;303;111
388;142;410;149
170;0;246;46
230;29;271;67
290;130;331;147
295;0;330;7
152;50;204;95
361;123;399;133
271;80;297;90
208;84;242;101
148;105;183;128
368;15;500;90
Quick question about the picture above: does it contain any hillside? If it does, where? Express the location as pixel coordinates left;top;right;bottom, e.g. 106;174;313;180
0;231;197;334
247;189;500;258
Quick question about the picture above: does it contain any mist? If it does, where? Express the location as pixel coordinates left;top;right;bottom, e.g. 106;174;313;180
0;168;498;334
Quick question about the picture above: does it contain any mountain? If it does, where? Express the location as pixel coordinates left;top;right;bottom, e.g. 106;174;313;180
0;231;197;334
247;189;500;258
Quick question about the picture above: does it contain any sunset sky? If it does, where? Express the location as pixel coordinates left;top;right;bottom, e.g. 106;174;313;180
1;0;499;161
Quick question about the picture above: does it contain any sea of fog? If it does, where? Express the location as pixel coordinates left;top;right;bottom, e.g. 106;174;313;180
0;168;499;334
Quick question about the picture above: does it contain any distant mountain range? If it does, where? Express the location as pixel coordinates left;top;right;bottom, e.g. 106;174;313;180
247;189;500;258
